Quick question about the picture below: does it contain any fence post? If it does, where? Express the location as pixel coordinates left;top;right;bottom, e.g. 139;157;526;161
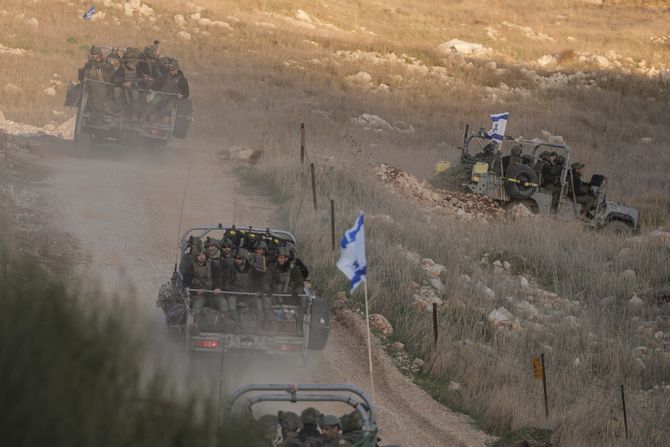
300;123;305;164
432;302;438;346
330;199;336;250
541;353;549;418
310;163;317;211
621;385;629;439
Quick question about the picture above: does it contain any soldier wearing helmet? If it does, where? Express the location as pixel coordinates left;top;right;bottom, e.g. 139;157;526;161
321;415;350;447
226;248;263;332
570;162;595;216
79;45;114;124
298;408;322;445
111;47;144;119
142;57;189;122
218;236;236;289
278;412;302;447
473;142;496;166
267;246;306;335
341;411;365;445
182;247;222;332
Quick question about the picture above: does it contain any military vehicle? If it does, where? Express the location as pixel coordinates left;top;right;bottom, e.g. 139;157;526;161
65;47;192;147
447;125;640;235
157;225;330;362
224;383;399;447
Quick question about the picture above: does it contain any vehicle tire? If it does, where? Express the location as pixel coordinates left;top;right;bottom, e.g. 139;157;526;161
604;220;633;237
504;165;538;200
173;98;192;139
307;296;330;350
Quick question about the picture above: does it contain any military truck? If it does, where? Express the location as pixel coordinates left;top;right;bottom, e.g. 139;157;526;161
224;383;398;447
157;225;330;362
450;125;640;235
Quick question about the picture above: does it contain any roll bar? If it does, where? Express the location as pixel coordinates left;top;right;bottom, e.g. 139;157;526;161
224;383;378;431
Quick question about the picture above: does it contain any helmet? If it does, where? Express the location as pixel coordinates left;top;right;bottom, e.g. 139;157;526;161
571;162;585;170
187;236;203;248
301;407;321;426
257;414;278;437
234;248;252;262
159;56;171;70
539;151;552;160
254;240;268;251
320;414;341;428
555;155;566;165
219;237;234;248
143;45;157;59
204;237;219;248
483;143;495;154
510;145;522;156
521;154;533;164
278;411;301;431
90;46;103;56
276;246;290;258
341;411;363;432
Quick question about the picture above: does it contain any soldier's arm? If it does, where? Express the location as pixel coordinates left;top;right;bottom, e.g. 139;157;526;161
178;75;189;98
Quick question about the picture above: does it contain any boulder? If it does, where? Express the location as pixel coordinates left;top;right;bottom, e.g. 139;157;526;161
447;381;462;391
518;275;531;290
487;307;521;332
389;341;405;351
411;358;425;372
620;269;636;283
369;314;393;336
218;146;262;164
430;278;445;293
437;39;490;56
654;331;664;341
629;295;644;307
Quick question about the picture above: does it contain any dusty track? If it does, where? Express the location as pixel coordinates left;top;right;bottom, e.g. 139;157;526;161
31;136;492;446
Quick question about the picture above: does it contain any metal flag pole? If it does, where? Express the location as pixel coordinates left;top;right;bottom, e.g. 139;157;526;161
363;279;375;401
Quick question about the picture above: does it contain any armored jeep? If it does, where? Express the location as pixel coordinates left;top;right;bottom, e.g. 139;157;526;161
223;383;399;447
157;225;330;362
450;125;640;235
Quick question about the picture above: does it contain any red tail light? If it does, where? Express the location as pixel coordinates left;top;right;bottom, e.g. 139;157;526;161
274;343;302;352
192;340;220;348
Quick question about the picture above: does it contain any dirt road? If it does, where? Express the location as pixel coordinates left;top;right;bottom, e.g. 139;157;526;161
32;136;493;446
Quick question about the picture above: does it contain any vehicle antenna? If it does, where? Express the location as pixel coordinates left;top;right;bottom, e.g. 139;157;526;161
175;161;194;264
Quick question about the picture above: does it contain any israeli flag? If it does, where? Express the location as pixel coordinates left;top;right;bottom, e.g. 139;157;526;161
82;6;96;21
485;112;509;143
337;212;367;292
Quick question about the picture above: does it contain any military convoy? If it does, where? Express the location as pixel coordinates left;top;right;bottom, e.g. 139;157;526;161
157;225;330;363
448;125;640;235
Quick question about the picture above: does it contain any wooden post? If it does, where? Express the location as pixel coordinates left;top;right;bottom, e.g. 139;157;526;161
432;302;438;346
300;123;305;164
621;385;629;439
330;199;336;250
310;163;317;210
541;353;549;418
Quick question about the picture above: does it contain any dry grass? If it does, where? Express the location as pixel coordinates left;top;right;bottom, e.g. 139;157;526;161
2;0;670;445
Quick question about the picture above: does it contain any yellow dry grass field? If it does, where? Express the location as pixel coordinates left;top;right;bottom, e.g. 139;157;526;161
1;0;670;446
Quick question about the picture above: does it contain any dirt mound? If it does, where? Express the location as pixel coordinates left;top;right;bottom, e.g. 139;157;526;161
375;163;502;219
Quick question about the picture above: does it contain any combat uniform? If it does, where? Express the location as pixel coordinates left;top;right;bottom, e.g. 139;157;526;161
268;249;306;335
80;47;114;123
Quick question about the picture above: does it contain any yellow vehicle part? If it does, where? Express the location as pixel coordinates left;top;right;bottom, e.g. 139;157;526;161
471;162;489;182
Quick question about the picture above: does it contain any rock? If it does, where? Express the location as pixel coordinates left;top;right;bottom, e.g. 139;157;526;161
518;276;530;290
633;346;649;356
24;17;39;27
640;137;653;144
600;296;616;306
430;278;445;293
620;269;636;283
634;357;646;370
437;39;489;56
629;295;644;307
476;282;496;300
219;146;261;164
503;261;512;270
177;31;192;41
537;54;557;66
346;71;373;86
389;341;404;351
655;331;664;341
3;83;22;95
369;314;393;336
43;87;56;97
422;259;446;277
458;274;471;287
492;260;503;268
295;9;312;23
487;307;515;330
190;12;201;21
138;4;154;16
485;61;497;70
515;300;539;318
573;357;582;367
447;381;462;391
493;266;505;275
404;250;422;264
123;3;134;16
647;230;670;242
564;315;579;328
174;14;186;25
212;21;233;30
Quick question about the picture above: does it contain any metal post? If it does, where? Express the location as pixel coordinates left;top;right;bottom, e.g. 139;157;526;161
300;123;305;164
330;199;336;250
463;124;470;145
432;302;438;346
310;163;317;210
541;353;549;418
621;385;629;439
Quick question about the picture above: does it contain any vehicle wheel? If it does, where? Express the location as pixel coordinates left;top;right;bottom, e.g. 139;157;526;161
173;98;192;139
604;220;633;237
504;165;538;200
307;296;330;350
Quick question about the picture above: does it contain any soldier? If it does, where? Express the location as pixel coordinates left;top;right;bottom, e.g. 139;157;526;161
142;58;189;122
79;46;114;124
473;142;495;166
286;241;310;280
255;414;279;447
182;248;222;331
278;411;302;447
570;162;596;216
219;237;236;288
340;411;365;445
534;151;553;185
502;145;523;173
179;235;203;273
111;48;143;120
299;408;322;446
227;248;261;332
320;415;350;447
140;43;161;79
268;247;306;335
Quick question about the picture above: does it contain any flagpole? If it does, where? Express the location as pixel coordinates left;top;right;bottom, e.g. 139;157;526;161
363;279;376;401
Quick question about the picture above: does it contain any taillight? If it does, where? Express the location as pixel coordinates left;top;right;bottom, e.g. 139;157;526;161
274;344;302;352
192;340;220;348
